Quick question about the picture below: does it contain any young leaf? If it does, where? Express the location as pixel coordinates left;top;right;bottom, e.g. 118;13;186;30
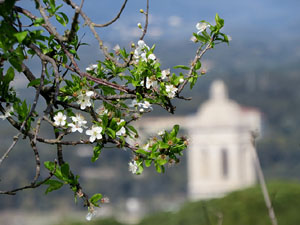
44;180;63;194
14;31;28;43
173;65;190;70
90;193;103;206
170;124;180;137
44;161;55;171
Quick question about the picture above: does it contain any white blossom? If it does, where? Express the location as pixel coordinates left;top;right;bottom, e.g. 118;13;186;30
85;90;94;97
165;84;178;98
101;197;110;203
68;123;83;133
158;130;165;136
196;22;210;34
143;143;150;151
137;40;147;49
86;64;98;72
141;100;152;109
161;69;170;79
116;126;126;136
190;36;198;43
76;90;95;110
68;113;87;133
113;44;121;54
128;161;138;174
96;107;108;116
148;53;156;61
117;119;125;125
71;113;87;126
133;40;150;62
179;78;184;83
86;125;103;142
86;210;96;221
0;106;14;120
140;52;147;62
140;77;154;89
53;112;67;127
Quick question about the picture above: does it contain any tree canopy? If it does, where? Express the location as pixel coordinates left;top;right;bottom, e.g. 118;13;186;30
0;0;228;218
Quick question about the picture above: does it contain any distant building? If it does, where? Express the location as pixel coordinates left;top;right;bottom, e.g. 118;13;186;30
132;80;261;200
186;80;260;200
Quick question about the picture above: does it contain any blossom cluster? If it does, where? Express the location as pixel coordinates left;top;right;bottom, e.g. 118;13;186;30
130;99;153;112
53;111;126;143
133;40;156;62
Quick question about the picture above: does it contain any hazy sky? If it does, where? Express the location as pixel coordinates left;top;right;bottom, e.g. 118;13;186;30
18;0;300;42
75;0;300;42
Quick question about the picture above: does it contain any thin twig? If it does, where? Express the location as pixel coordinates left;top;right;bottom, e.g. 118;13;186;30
251;131;278;225
0;63;44;167
177;39;213;94
140;0;149;40
0;160;57;195
62;0;131;68
92;0;128;27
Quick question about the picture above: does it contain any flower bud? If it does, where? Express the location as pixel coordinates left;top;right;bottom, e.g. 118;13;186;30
101;197;110;203
201;70;206;75
167;140;173;146
137;23;142;29
139;9;144;13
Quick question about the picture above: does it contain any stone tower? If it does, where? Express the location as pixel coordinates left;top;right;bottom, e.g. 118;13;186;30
187;80;260;200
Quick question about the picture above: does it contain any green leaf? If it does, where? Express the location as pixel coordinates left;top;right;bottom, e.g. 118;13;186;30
215;13;224;29
159;142;169;149
55;14;67;26
4;67;15;85
136;149;149;155
92;144;102;162
173;65;190;70
106;128;116;139
44;161;55;171
170;124;180;138
195;60;201;71
156;158;168;166
155;163;162;173
14;31;28;43
8;56;22;72
34;18;45;26
61;163;70;179
27;78;41;87
44;180;63;194
90;193;103;206
58;12;69;25
145;159;152;167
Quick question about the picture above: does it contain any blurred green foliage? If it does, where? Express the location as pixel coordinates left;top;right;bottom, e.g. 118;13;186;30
139;181;300;225
55;217;123;225
54;181;300;225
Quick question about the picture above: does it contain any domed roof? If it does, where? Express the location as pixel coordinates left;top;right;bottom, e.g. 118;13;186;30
195;80;242;127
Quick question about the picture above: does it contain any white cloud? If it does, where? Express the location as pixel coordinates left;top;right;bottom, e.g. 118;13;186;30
148;27;163;38
168;16;182;27
11;72;27;89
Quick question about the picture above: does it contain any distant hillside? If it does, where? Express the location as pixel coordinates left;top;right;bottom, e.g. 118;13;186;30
139;181;300;225
54;181;300;225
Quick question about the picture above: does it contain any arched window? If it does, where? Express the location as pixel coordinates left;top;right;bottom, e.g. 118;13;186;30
221;149;229;178
200;149;209;178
